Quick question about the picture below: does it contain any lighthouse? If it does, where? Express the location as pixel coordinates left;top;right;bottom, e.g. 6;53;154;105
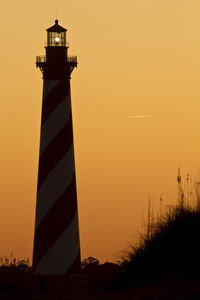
33;20;80;275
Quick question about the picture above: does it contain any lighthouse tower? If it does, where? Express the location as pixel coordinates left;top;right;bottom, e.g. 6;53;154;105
33;20;80;275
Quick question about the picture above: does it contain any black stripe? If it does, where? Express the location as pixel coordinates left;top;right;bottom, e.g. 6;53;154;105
37;121;73;190
33;176;78;270
41;80;70;126
66;251;81;274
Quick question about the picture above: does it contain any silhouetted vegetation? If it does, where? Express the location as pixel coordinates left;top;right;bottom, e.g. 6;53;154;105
0;255;32;295
80;201;200;292
81;256;120;292
111;171;200;289
0;255;31;276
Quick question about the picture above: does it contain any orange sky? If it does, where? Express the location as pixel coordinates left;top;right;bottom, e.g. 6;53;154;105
1;0;200;263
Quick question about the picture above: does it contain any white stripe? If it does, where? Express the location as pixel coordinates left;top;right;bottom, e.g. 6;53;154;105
43;80;60;100
39;94;71;157
35;145;75;230
34;212;80;275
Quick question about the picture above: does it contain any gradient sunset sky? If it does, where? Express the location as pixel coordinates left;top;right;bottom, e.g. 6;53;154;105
1;0;200;263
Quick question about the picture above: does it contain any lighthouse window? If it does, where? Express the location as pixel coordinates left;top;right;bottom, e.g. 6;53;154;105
47;32;66;47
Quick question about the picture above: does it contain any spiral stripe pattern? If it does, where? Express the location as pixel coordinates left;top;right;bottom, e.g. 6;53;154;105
33;79;80;274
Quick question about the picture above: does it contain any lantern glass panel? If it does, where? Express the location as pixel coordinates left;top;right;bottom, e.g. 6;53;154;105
47;32;66;47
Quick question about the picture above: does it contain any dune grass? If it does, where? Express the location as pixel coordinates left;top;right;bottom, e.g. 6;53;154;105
114;173;200;289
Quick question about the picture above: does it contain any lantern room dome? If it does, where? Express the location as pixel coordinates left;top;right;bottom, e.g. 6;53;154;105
47;19;67;33
46;20;67;47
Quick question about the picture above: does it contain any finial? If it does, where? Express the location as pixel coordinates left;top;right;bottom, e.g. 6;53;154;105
55;19;58;24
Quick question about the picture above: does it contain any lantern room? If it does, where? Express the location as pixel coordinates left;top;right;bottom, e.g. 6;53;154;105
46;19;67;47
45;19;68;62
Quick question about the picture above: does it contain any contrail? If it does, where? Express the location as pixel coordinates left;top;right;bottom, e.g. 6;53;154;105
125;114;152;119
